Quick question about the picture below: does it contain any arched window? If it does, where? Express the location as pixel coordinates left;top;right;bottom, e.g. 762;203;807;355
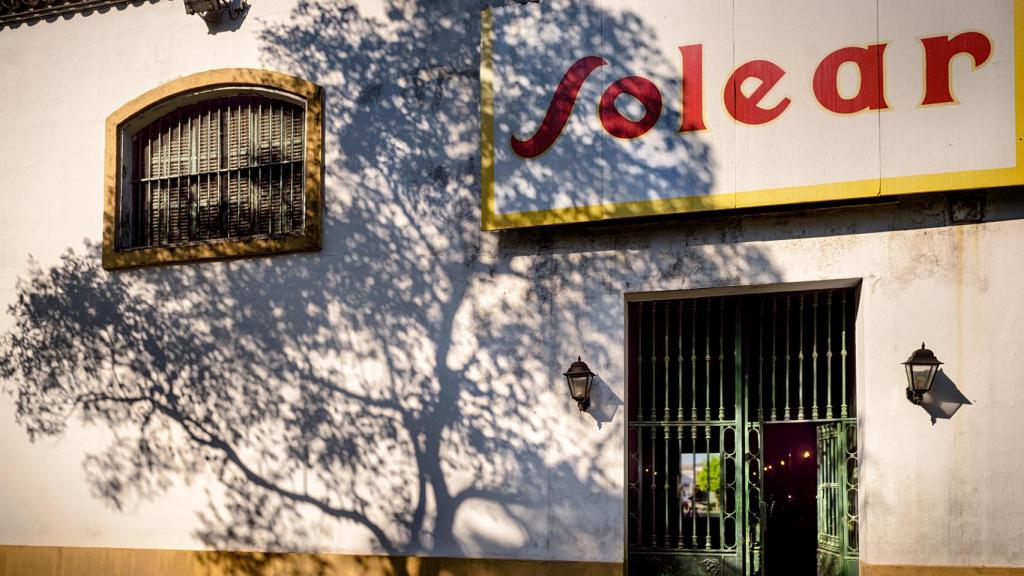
103;69;322;269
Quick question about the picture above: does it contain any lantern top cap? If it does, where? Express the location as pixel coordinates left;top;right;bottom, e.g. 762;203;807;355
563;356;595;378
903;342;942;366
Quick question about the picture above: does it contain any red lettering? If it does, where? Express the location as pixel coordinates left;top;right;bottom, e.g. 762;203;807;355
599;76;663;139
921;32;992;105
511;56;607;158
679;44;706;132
813;44;889;114
724;60;791;125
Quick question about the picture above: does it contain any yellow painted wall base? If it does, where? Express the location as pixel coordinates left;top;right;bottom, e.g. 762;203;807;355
861;564;1024;576
0;545;622;576
4;547;1024;576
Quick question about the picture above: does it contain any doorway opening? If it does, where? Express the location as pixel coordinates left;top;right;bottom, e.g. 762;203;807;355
763;422;817;576
625;284;860;576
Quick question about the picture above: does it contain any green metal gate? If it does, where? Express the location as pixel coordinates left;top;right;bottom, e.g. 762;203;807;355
816;422;859;576
626;288;860;576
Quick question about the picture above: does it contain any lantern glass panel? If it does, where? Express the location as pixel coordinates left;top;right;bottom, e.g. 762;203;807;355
568;375;590;400
909;364;936;392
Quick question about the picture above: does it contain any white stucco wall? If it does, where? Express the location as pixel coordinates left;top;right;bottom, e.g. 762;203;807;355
1;0;1022;569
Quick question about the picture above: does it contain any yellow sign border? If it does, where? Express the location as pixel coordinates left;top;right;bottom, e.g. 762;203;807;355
480;2;1024;231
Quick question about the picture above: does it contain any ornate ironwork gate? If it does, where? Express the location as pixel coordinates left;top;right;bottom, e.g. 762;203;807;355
816;422;859;576
626;288;859;576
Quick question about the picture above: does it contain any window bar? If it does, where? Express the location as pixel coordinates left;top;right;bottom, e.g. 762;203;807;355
798;294;805;420
650;302;658;421
771;298;777;421
224;105;231;237
784;295;791;421
257;100;263;235
269;106;277;236
279;103;286;234
247;100;255;235
812;293;819;419
131;130;141;247
199;106;206;238
718;299;725;421
153;119;160;245
188;112;196;240
144;125;152;247
218;107;225;236
826;291;834;419
299;104;306;229
175;111;182;242
163;117;170;246
841;292;849;418
286;105;294;231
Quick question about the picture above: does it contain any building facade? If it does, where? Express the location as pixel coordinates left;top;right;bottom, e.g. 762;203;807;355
1;1;1023;575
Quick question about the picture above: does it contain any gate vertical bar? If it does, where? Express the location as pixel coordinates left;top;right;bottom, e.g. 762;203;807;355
719;300;725;421
735;299;746;575
771;299;777;421
784;296;791;421
812;294;819;419
677;302;685;548
650;423;657;547
691;300;698;547
758;301;764;422
841;292;849;418
664;304;671;547
705;299;712;550
636;303;644;547
651;302;658;421
665;302;672;422
798;295;805;420
826;292;833;419
839;421;848;573
706;299;712;422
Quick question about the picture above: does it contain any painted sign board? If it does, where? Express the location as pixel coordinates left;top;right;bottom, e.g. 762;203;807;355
480;0;1024;230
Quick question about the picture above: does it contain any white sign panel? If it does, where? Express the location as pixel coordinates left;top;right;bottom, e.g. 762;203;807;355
480;0;1023;229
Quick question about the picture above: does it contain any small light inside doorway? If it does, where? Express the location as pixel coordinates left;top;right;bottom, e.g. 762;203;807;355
779;460;785;467
802;450;811;459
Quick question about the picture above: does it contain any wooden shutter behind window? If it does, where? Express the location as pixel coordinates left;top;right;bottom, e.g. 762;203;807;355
123;94;305;250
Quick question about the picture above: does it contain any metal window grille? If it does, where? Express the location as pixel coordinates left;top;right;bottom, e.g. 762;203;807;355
118;94;305;250
626;288;859;576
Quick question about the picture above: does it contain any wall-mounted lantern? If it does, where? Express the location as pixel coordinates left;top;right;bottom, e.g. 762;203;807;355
563;356;596;412
903;343;942;405
184;0;248;24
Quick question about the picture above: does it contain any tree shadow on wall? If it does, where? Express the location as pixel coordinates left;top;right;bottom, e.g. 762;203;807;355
1;2;777;576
